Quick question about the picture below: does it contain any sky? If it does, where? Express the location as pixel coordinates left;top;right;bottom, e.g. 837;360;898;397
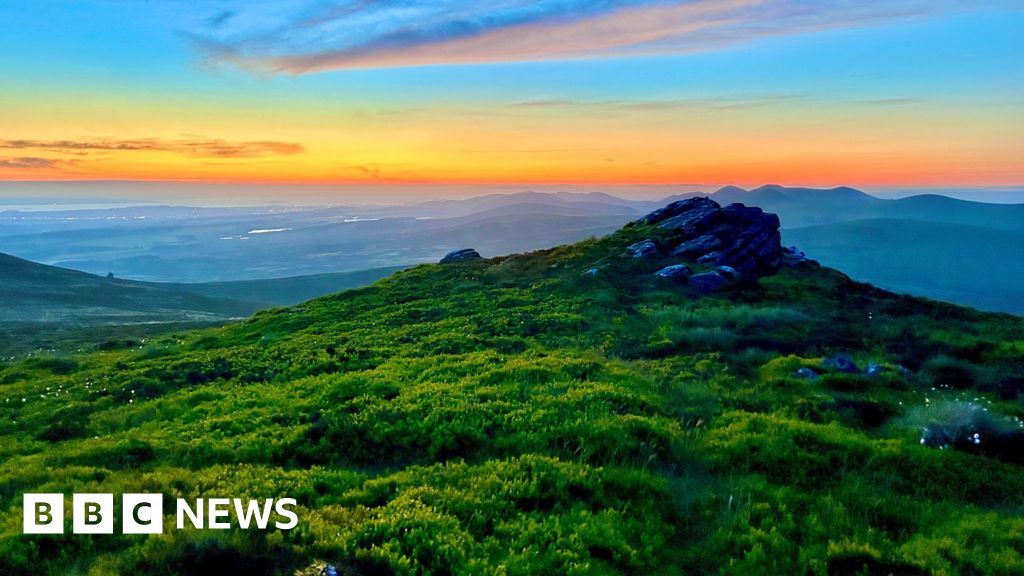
0;0;1022;202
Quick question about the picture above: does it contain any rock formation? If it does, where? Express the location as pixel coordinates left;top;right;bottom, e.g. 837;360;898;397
633;197;783;276
440;248;482;264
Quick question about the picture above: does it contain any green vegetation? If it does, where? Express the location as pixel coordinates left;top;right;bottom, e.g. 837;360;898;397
1;221;1023;575
161;266;409;307
0;253;404;357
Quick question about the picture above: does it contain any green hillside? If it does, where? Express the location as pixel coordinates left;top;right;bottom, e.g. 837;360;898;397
0;253;261;325
783;218;1024;314
1;213;1023;575
0;255;406;357
160;266;408;307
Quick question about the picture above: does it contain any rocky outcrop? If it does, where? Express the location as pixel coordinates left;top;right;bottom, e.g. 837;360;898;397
627;239;661;259
672;234;722;258
654;264;691;280
440;248;482;264
822;355;859;373
782;245;817;267
689;271;729;293
633;197;783;276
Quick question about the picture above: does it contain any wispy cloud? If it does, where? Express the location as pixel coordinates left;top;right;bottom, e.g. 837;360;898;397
506;94;808;112
0;157;61;169
193;0;973;74
207;10;237;29
0;137;304;158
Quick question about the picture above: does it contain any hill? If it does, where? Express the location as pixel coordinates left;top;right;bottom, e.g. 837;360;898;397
712;184;1024;230
783;218;1024;314
1;199;1022;575
162;266;408;307
0;252;260;325
0;254;404;356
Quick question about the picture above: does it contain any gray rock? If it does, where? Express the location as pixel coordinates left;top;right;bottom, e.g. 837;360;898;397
658;202;721;232
689;271;728;293
822;355;859;373
627;239;661;259
671;234;722;258
440;248;482;264
697;251;724;265
654;264;692;280
636;196;717;227
794;367;818;380
715;265;739;281
634;198;784;277
782;245;807;266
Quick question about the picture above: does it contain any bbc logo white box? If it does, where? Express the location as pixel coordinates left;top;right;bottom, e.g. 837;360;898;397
123;493;163;534
73;493;114;534
23;494;64;534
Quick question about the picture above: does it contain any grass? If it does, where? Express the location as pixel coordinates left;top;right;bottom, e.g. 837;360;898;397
0;221;1022;575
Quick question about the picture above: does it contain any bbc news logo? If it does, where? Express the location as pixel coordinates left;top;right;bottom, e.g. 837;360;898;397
23;494;298;534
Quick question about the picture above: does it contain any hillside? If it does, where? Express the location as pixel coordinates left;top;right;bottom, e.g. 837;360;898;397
1;200;1023;575
0;253;260;325
0;255;405;356
158;266;408;307
783;219;1024;314
712;185;1024;230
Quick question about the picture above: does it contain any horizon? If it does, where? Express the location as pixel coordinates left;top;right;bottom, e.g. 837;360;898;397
2;1;1022;196
3;181;1024;209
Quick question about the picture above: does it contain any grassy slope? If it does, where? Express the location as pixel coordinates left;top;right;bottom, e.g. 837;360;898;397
0;253;261;324
156;266;408;307
783;218;1024;314
1;222;1023;575
0;255;405;357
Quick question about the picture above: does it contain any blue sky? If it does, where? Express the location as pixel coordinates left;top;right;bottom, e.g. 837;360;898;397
0;0;1021;197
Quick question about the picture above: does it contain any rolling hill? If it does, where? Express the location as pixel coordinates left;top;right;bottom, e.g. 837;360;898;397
3;186;1022;317
0;252;260;325
160;266;408;307
783;218;1024;314
713;184;1024;230
1;200;1022;575
0;254;405;356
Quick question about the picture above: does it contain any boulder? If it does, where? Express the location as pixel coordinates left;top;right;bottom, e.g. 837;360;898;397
440;248;482;264
672;234;722;257
697;251;723;265
822;355;859;373
715;265;739;281
782;245;807;266
689;271;728;293
633;197;783;276
627;239;661;259
636;196;717;227
654;264;692;280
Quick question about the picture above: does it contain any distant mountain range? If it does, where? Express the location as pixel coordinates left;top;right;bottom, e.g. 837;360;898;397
1;185;1021;314
709;184;1024;230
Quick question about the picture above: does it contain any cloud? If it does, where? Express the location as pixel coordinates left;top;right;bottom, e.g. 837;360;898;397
506;94;807;112
192;0;971;74
0;157;61;169
0;137;305;158
207;10;237;29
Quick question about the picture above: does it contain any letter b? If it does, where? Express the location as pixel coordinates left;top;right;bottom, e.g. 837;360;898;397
23;494;64;534
73;494;113;534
